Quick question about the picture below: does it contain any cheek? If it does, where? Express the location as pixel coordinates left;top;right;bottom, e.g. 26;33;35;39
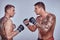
38;9;40;12
13;12;15;14
35;9;39;13
9;10;12;14
36;10;39;13
7;10;10;13
11;11;14;14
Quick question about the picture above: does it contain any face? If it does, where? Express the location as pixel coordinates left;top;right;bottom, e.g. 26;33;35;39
7;7;15;17
34;5;42;15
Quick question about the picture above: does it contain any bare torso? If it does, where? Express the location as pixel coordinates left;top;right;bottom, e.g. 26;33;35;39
0;17;15;40
36;13;56;40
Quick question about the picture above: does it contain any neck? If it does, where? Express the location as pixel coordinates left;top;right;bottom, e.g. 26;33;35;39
42;11;47;17
4;13;10;19
40;9;48;18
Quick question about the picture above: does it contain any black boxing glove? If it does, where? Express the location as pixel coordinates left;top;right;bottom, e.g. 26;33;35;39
23;18;29;26
29;17;36;25
17;24;24;32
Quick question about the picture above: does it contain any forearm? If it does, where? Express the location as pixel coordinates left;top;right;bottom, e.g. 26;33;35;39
6;30;19;39
24;24;37;32
23;17;37;32
27;25;37;32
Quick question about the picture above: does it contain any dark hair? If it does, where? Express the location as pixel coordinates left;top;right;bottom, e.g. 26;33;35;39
34;2;45;10
5;4;15;12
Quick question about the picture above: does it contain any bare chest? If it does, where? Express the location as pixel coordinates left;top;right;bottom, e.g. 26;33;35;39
36;16;49;26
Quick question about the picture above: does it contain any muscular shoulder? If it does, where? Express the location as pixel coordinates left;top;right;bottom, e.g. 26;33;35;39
4;19;13;26
48;13;56;19
47;13;56;22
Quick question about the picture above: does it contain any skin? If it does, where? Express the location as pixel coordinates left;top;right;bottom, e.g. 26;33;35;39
1;7;19;40
24;5;56;40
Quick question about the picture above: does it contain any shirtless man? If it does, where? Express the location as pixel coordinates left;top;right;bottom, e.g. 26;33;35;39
0;4;24;40
23;2;56;40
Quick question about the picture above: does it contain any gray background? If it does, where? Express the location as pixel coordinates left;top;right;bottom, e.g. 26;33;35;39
0;0;60;40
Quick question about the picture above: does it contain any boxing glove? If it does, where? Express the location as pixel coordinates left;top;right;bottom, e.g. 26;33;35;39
29;17;36;25
23;18;29;26
17;24;24;32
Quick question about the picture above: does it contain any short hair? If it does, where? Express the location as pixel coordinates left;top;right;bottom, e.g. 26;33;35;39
34;2;45;10
5;4;15;12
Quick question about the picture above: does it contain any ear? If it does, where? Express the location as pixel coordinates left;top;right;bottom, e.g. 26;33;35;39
7;9;10;13
40;7;44;11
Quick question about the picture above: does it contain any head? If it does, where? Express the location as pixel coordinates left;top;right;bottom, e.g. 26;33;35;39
34;2;45;15
5;4;15;17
